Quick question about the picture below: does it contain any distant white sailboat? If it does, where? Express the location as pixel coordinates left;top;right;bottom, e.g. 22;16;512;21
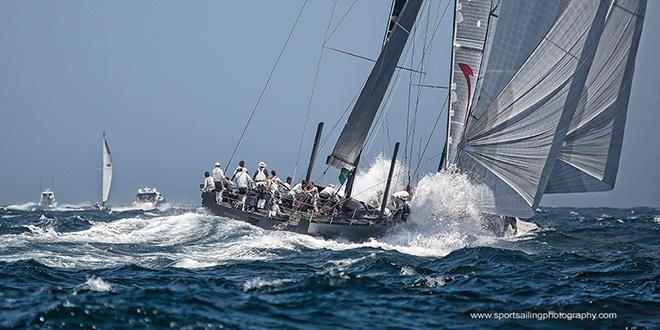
95;132;113;211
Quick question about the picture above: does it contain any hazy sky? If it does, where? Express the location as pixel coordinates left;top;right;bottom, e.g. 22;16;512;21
1;0;658;208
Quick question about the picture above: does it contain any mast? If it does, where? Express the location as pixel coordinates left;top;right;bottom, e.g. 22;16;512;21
380;142;400;218
304;122;324;184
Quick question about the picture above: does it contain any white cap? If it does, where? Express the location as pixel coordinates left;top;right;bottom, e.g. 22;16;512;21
214;162;221;167
258;161;267;168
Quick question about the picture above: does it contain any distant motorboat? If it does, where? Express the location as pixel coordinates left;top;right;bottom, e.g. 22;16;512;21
39;189;57;209
133;187;165;210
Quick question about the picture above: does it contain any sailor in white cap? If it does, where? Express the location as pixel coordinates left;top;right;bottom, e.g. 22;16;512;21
253;161;268;183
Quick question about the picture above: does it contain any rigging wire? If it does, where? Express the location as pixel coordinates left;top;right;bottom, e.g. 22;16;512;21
408;2;432;183
363;0;433;157
224;0;309;172
412;94;448;179
363;0;452;179
292;0;338;182
323;0;359;45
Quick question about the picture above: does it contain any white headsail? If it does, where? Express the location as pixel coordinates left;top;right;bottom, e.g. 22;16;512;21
545;0;646;193
443;0;494;166
102;133;113;204
444;0;629;217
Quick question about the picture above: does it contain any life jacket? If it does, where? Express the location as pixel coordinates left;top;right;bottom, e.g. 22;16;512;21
254;168;268;182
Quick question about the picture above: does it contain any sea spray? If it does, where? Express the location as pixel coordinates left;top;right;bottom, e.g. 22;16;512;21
342;154;408;204
378;168;496;256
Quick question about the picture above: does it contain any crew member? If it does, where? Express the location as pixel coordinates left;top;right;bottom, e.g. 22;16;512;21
212;162;226;203
319;184;339;202
254;162;268;182
231;166;253;210
201;171;215;193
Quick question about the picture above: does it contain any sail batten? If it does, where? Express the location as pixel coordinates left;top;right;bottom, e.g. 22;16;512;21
327;0;424;170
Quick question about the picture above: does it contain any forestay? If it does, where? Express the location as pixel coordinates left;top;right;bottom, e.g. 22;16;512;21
327;0;424;170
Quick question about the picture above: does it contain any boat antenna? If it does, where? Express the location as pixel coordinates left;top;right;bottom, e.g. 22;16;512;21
224;0;309;172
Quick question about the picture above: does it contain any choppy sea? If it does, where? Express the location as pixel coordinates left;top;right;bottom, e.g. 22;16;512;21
1;201;658;329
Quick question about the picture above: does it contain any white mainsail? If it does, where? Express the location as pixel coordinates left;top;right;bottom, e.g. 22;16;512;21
102;133;112;204
446;0;623;217
545;0;646;193
327;0;424;170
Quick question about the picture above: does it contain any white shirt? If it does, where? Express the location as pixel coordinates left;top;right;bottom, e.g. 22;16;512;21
212;167;225;182
320;186;337;197
202;176;215;192
291;183;304;194
233;170;252;189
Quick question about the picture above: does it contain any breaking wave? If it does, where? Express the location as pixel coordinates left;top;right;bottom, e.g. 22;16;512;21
4;202;88;212
0;158;508;269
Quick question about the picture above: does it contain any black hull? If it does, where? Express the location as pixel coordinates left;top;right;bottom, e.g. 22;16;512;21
201;192;398;241
201;192;310;234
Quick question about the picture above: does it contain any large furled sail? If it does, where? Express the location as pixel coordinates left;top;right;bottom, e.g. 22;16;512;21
545;0;646;193
327;0;423;170
443;0;494;165
452;0;613;217
102;134;113;204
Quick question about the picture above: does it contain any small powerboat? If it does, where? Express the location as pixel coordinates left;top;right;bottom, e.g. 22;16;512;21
39;189;57;209
133;187;165;210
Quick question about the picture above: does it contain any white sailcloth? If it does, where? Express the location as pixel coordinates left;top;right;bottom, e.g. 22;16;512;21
545;0;646;193
450;0;613;217
102;134;112;204
443;0;493;165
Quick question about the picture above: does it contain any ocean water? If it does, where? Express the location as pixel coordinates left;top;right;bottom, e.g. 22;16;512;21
1;204;659;329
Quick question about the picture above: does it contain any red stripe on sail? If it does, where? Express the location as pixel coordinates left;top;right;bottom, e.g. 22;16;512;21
458;63;474;124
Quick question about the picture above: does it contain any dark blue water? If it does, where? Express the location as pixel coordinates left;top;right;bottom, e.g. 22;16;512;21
1;204;659;329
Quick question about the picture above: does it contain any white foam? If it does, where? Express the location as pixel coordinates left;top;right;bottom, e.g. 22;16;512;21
243;277;293;291
342;154;408;204
0;161;518;269
79;277;112;292
415;276;446;288
5;202;38;211
400;266;415;276
4;202;88;212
